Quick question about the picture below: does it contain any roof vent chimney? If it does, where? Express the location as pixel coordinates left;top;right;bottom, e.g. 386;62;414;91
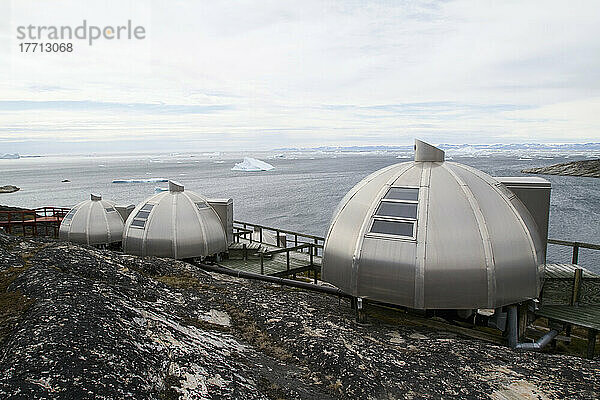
90;194;102;201
169;180;184;192
414;139;445;162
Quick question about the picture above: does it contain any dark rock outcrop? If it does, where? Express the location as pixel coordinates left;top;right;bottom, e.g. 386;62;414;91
0;186;20;194
0;234;598;399
522;159;600;178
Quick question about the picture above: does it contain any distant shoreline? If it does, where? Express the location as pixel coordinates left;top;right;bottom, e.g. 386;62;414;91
522;159;600;178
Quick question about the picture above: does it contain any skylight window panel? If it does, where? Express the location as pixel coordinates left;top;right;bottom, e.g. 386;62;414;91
130;219;145;228
135;210;151;219
384;187;419;201
370;220;414;237
375;202;418;219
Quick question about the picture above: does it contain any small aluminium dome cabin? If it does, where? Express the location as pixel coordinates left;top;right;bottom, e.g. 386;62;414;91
59;194;125;245
322;140;549;310
122;181;227;259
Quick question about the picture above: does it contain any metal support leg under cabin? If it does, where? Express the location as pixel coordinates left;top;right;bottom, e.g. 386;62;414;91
355;297;367;324
588;329;597;359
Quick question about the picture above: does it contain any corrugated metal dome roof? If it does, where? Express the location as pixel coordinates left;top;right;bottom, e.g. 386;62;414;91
122;181;227;259
59;194;125;245
322;140;545;310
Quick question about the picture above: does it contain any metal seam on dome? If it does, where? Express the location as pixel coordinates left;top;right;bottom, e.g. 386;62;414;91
442;163;496;307
85;200;93;245
450;163;539;270
139;202;148;256
101;201;112;244
67;202;83;242
171;193;178;260
350;163;414;297
414;162;431;309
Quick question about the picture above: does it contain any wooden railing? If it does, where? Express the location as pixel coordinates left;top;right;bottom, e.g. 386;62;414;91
0;207;70;237
233;220;325;257
547;239;600;265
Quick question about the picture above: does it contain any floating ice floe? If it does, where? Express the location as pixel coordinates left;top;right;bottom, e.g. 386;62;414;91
0;153;20;159
154;186;168;193
231;157;274;172
112;178;169;183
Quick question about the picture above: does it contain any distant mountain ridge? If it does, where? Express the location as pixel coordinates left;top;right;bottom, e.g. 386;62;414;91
273;143;600;152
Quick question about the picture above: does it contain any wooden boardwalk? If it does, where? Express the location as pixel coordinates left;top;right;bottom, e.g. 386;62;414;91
544;263;599;279
539;263;600;358
222;240;321;277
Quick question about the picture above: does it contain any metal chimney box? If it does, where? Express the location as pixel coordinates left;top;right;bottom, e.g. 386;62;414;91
115;204;135;222
495;177;551;255
207;198;233;245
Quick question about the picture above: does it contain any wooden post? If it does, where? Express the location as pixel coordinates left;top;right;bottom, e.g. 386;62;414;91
243;244;247;261
587;329;597;359
53;210;58;237
294;234;298;248
310;247;316;284
572;245;579;264
276;230;280;247
286;250;290;271
259;227;263;244
314;238;318;257
571;268;583;305
566;268;584;337
260;252;264;275
33;212;38;237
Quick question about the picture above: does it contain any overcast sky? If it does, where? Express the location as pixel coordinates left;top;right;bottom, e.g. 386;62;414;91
1;0;599;154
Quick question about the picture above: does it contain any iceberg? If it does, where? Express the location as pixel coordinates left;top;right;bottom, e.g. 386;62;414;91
0;153;20;159
112;178;169;183
231;157;274;172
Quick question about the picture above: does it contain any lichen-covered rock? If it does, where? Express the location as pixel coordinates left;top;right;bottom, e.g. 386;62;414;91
522;159;600;178
0;233;598;399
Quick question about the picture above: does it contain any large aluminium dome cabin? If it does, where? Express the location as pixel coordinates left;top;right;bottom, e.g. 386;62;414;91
122;181;227;259
59;194;125;245
322;140;549;310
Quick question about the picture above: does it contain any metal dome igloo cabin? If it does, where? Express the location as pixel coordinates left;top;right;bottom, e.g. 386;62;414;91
322;140;551;310
59;194;125;246
122;181;229;260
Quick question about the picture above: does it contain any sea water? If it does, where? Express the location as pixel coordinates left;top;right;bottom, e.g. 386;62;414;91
0;152;598;273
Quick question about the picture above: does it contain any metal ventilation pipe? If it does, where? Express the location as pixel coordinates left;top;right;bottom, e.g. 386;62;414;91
507;305;558;351
188;260;352;299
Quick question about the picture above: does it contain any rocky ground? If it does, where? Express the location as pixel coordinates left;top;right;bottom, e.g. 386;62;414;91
0;233;599;399
522;159;600;178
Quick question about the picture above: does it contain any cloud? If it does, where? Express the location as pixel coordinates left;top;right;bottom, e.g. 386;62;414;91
0;0;599;153
0;100;233;114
